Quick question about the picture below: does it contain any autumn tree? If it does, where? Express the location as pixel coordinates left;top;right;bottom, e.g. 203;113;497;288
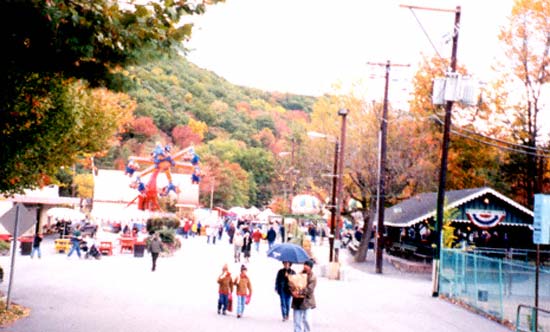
74;173;94;199
172;125;201;148
128;116;159;142
0;0;222;194
198;154;250;208
495;0;550;207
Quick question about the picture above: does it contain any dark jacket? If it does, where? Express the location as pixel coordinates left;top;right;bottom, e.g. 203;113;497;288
242;235;252;252
291;270;317;310
266;228;277;242
32;235;42;248
275;267;296;295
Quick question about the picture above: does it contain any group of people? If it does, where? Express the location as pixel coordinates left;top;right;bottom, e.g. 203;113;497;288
216;263;253;318
216;259;317;332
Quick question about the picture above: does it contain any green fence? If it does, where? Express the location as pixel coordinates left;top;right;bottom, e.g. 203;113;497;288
440;249;550;330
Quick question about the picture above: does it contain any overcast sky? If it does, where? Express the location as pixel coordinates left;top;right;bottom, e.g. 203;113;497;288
186;0;513;100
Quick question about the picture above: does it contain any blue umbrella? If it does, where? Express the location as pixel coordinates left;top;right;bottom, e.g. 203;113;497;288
267;243;310;264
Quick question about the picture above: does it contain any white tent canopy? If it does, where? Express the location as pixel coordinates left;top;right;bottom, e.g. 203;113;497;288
256;208;280;223
46;207;85;222
229;206;261;218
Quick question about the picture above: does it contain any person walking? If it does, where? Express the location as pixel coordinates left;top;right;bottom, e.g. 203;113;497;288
217;264;233;315
30;233;42;259
233;231;244;263
275;261;296;321
183;219;191;239
266;226;277;250
217;223;224;241
234;264;252;318
279;222;286;243
147;233;163;271
291;259;317;332
67;226;82;258
207;225;216;244
228;223;236;244
242;232;252;263
251;227;262;252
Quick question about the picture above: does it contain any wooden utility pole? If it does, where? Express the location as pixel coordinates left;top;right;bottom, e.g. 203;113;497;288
367;60;409;274
401;3;461;296
433;6;461;297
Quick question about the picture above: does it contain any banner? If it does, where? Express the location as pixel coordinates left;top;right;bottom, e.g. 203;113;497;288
466;209;506;229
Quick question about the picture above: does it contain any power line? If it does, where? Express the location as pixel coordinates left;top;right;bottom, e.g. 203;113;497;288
449;128;550;158
405;7;444;61
431;115;550;153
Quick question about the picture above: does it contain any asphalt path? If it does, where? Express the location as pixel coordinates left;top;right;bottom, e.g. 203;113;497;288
0;232;512;332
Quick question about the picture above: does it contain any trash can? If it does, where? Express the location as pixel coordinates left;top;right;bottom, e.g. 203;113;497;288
19;237;33;255
134;241;146;258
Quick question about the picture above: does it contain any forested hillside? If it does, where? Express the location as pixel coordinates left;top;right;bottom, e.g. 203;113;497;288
95;53;317;208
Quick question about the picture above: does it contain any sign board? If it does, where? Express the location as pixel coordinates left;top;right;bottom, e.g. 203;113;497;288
533;194;550;245
0;203;36;236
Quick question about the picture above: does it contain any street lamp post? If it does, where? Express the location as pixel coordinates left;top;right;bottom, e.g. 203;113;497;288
307;107;349;263
334;108;349;263
328;141;340;263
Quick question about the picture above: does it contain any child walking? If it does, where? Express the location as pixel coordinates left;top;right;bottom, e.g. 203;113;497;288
217;264;233;315
234;264;252;318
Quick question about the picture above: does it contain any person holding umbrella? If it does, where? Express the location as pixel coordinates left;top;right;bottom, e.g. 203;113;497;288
275;261;295;321
291;259;317;332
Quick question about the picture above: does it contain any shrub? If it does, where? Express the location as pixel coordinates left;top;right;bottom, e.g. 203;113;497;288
0;241;10;255
146;216;180;234
145;226;181;253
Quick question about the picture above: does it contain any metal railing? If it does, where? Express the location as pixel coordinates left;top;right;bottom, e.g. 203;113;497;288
516;304;550;332
467;247;550;264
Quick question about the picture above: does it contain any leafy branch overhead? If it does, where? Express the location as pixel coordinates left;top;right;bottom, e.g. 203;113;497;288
0;0;223;195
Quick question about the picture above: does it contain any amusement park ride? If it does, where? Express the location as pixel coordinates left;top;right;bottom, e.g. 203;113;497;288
125;143;201;211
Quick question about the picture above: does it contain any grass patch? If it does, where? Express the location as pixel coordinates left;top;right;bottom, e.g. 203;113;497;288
0;299;30;327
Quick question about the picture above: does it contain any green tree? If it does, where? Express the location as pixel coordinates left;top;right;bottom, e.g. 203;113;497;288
0;0;222;194
236;147;275;207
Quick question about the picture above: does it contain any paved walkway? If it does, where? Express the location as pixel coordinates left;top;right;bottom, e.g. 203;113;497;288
0;232;512;332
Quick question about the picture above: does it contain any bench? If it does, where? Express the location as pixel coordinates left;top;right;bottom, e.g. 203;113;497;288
414;245;434;262
389;242;433;262
389;243;416;257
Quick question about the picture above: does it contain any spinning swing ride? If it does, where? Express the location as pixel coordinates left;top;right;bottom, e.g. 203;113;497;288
125;143;201;211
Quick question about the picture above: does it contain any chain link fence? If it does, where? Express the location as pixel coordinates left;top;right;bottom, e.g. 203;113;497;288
440;249;549;331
